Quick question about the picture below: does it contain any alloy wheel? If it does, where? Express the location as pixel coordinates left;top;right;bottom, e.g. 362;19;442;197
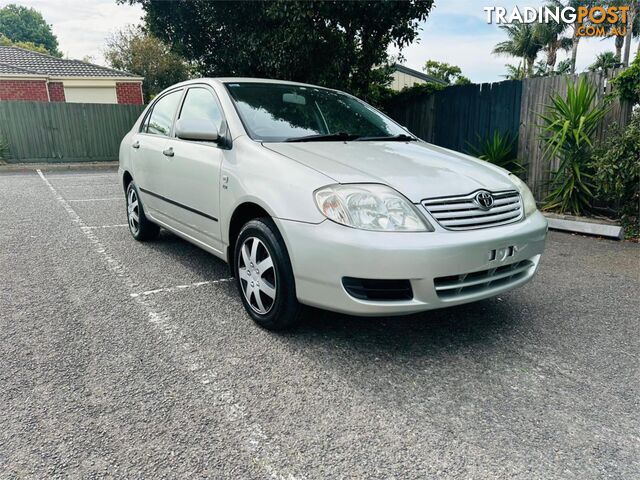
237;236;277;314
127;187;140;235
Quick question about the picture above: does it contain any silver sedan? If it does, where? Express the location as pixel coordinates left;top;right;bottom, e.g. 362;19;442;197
119;78;547;330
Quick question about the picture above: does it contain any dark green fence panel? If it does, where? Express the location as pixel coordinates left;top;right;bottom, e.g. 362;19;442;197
0;101;145;162
386;79;522;155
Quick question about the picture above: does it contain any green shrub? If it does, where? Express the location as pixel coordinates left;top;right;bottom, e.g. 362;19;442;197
377;82;446;114
590;111;640;239
466;130;525;176
611;55;640;105
538;77;608;215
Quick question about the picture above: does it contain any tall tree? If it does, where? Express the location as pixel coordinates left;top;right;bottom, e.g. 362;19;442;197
588;51;620;71
493;22;543;77
622;0;639;66
422;60;471;85
614;32;626;62
118;0;434;100
502;63;526;80
533;14;572;72
105;26;190;100
601;0;640;64
603;0;629;62
549;0;597;74
0;4;60;57
0;33;50;54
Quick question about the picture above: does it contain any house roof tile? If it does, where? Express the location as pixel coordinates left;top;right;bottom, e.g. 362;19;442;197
0;46;139;79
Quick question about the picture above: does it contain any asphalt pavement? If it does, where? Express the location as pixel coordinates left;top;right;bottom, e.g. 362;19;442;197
1;168;638;479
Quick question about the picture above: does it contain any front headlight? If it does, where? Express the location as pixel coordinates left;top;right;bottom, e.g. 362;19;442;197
509;174;537;217
314;184;431;232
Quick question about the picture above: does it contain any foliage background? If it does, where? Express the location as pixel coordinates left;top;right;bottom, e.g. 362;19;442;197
591;110;640;238
105;26;190;100
0;4;61;56
119;0;434;101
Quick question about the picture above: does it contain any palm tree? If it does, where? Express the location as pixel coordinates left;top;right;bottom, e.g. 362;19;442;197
548;0;598;74
621;0;639;66
493;22;543;77
604;0;637;63
534;19;572;72
588;51;620;72
614;34;626;63
502;62;526;80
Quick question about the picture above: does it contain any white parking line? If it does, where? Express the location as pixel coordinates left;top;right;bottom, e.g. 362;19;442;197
36;169;297;480
55;184;119;188
68;197;121;202
44;173;117;179
81;224;129;230
130;278;234;298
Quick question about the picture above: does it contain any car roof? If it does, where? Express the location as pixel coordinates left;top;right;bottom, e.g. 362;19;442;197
176;77;341;91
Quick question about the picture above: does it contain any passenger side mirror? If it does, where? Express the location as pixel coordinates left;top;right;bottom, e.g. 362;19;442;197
175;118;219;142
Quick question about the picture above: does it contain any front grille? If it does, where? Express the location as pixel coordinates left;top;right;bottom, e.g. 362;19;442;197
434;259;534;300
342;277;413;301
422;190;523;230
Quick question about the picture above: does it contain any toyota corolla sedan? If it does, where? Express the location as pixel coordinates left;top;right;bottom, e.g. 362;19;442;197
119;78;547;330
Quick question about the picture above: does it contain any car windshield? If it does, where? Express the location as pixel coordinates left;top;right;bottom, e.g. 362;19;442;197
225;82;410;142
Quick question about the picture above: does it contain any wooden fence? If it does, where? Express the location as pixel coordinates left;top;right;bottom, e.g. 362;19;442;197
387;80;522;152
387;69;633;200
0;102;145;163
518;68;633;198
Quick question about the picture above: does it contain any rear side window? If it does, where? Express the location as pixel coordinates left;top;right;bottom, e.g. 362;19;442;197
145;90;183;136
179;87;224;132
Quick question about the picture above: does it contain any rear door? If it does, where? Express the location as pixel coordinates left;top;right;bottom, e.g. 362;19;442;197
130;88;184;216
156;86;227;249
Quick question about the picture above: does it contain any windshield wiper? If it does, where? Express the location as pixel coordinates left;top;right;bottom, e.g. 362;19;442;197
355;134;418;142
284;132;362;142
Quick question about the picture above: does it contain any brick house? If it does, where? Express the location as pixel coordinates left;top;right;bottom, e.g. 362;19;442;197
0;46;144;104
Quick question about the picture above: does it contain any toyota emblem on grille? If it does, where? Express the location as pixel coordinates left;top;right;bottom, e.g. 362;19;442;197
474;190;494;210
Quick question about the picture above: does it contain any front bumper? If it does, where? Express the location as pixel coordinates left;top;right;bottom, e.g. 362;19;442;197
275;211;548;316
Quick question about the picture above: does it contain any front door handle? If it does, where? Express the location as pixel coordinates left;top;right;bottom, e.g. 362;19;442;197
132;141;140;149
163;147;174;157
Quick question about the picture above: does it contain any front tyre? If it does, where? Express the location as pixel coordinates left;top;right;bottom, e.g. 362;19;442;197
126;181;160;241
234;218;301;330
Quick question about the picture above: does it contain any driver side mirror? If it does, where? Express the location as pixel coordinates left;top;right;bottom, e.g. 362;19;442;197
175;118;219;142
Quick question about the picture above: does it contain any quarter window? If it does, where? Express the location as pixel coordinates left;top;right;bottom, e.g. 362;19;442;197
179;88;224;132
145;90;183;136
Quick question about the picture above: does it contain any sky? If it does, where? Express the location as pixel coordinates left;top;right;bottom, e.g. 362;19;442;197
1;0;636;83
394;0;634;82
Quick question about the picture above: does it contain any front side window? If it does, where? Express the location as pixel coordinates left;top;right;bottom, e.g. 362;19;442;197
225;82;407;142
145;89;183;136
179;87;224;132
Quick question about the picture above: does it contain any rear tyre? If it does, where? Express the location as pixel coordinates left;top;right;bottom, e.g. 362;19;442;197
126;180;160;241
234;218;301;330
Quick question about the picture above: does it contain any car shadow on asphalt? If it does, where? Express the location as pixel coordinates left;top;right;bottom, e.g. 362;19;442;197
268;300;525;398
282;297;522;355
141;230;231;278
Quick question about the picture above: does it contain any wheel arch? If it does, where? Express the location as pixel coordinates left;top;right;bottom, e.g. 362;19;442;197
226;201;273;276
122;170;133;192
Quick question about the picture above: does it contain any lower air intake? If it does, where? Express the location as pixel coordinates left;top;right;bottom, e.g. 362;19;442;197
342;277;413;301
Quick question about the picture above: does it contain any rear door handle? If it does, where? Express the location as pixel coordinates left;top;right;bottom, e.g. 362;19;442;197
163;147;174;157
132;141;140;149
